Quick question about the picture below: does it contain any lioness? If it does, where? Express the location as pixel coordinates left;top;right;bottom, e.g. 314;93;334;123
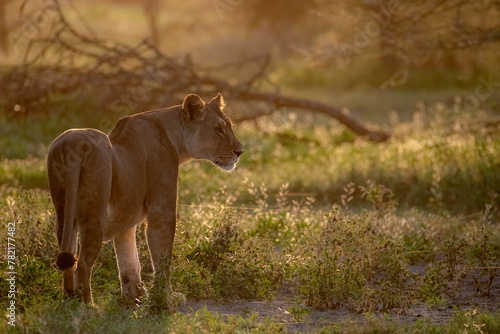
47;93;244;306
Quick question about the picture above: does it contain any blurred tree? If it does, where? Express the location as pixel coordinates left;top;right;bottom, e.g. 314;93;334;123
239;0;500;75
78;0;162;47
0;0;11;54
241;0;313;27
358;0;399;69
237;0;320;46
312;0;500;70
143;0;160;47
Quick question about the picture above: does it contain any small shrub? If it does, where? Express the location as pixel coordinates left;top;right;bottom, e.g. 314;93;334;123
288;295;310;322
172;259;212;299
183;209;284;300
211;236;283;300
469;225;499;296
298;206;416;312
186;210;240;272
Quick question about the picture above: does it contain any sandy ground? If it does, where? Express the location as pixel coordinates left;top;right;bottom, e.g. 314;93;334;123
177;267;500;332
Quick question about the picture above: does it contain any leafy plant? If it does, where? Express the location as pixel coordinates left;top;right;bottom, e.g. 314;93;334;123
298;206;416;313
469;224;499;296
288;295;310;322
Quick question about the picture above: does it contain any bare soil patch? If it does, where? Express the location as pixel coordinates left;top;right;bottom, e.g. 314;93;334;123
178;266;500;332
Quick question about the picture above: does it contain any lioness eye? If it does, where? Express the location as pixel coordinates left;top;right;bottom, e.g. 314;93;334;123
215;127;225;136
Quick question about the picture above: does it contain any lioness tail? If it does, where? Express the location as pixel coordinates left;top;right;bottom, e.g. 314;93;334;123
55;251;78;271
54;139;83;272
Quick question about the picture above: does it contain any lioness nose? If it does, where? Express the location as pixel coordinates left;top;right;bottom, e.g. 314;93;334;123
234;148;244;157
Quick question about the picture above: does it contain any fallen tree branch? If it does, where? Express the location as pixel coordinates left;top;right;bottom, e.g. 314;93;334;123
197;75;389;141
240;91;389;142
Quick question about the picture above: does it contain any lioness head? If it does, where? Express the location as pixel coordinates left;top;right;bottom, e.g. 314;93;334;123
182;93;244;171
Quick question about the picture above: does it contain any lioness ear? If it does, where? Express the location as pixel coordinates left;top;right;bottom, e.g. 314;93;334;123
208;93;226;110
182;94;206;121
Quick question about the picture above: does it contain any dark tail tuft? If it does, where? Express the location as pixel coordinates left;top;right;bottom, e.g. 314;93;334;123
55;251;78;271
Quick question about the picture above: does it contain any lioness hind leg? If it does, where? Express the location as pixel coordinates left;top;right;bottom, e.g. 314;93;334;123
50;172;79;298
113;226;143;300
75;223;102;304
62;268;76;297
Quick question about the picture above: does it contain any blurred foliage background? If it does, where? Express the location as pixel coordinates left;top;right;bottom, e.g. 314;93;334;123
2;0;500;91
1;0;500;211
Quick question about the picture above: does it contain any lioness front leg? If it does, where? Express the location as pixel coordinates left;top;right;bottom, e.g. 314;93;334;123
145;209;177;310
113;226;143;301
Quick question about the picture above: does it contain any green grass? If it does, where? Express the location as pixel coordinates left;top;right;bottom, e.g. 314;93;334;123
177;102;500;215
1;99;499;333
1;187;499;332
173;181;498;311
5;300;500;334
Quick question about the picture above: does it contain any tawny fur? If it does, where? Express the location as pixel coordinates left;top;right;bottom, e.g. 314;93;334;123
47;93;244;305
55;251;78;271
